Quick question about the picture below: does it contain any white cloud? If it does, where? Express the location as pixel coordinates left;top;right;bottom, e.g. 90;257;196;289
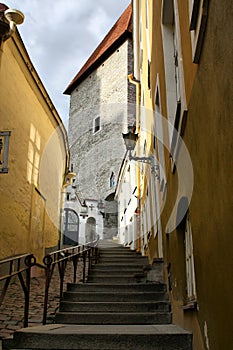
4;0;130;124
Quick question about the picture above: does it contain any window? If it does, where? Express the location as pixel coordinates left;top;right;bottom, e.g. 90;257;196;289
188;0;209;63
110;172;115;188
161;1;188;171
27;124;41;185
154;84;166;189
93;116;100;134
161;0;179;148
148;60;151;90
185;212;197;302
63;208;79;245
176;198;197;305
0;131;11;173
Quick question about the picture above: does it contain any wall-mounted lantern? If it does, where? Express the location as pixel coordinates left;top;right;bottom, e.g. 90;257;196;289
122;130;159;178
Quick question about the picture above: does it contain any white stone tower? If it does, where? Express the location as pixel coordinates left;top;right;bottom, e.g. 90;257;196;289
63;4;136;243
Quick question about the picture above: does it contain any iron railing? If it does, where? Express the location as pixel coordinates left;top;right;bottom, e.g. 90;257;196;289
0;253;36;327
0;239;99;327
41;240;98;324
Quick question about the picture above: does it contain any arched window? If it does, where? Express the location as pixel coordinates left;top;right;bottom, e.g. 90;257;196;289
85;217;96;243
63;208;79;246
110;172;115;188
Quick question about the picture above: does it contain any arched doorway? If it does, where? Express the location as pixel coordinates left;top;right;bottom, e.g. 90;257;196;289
85;217;96;243
104;193;118;239
63;208;79;246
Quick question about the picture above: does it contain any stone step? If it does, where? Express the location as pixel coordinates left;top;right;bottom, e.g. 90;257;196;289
98;255;148;261
59;300;171;313
93;264;147;271
66;282;167;292
55;311;172;325
98;250;139;255
91;263;147;271
87;275;144;283
97;245;127;250
97;240;123;247
63;291;168;302
96;259;148;266
2;324;192;350
90;268;143;275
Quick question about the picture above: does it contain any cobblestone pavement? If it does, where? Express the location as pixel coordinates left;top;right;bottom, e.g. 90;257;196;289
0;261;83;344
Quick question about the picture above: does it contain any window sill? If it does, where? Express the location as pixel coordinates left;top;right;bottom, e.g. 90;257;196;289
0;168;8;173
183;300;198;311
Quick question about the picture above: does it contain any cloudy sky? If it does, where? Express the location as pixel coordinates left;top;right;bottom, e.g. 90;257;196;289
5;0;130;127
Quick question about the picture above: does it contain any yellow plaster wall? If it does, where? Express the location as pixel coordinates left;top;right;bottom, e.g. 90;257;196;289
148;1;204;347
0;33;68;263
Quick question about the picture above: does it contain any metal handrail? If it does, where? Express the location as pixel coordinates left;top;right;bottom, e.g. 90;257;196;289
0;253;36;327
41;239;99;324
0;240;99;328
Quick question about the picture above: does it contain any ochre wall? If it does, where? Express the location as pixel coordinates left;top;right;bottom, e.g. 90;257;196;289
0;33;68;264
137;0;232;348
161;0;233;349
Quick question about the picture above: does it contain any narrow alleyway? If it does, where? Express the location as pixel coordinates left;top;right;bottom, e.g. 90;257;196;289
2;240;192;349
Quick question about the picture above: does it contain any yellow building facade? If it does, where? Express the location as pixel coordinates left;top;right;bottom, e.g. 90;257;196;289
117;0;233;349
0;5;70;265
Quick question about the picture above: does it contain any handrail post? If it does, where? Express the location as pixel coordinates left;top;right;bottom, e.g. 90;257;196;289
23;266;30;327
42;255;52;325
95;245;99;264
88;248;91;275
59;253;67;302
82;250;86;283
72;255;78;284
23;255;34;328
42;265;50;325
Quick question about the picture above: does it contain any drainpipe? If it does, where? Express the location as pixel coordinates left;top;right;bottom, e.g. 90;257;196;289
132;0;140;79
128;73;142;253
128;73;141;133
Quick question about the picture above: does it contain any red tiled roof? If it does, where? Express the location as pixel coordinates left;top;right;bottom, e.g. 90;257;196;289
0;3;8;12
0;3;9;21
64;3;132;95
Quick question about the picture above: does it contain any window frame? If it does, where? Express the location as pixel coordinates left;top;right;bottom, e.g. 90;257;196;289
93;116;101;134
184;212;197;303
188;0;209;63
0;131;11;173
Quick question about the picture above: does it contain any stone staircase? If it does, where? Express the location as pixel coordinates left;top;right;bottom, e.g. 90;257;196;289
2;240;192;349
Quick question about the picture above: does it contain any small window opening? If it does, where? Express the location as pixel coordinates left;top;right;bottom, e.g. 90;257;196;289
110;172;115;188
93;116;100;134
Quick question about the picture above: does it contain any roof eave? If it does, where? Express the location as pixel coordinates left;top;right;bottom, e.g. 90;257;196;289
64;30;132;95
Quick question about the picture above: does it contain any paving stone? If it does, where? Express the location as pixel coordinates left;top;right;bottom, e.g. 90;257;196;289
0;316;10;322
4;321;18;326
6;326;19;331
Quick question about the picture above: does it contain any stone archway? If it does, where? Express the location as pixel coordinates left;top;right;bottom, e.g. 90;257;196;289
63;208;79;246
85;217;96;243
104;193;118;239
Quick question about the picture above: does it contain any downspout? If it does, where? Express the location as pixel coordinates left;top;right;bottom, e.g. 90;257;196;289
130;0;142;253
128;74;142;253
128;73;141;133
